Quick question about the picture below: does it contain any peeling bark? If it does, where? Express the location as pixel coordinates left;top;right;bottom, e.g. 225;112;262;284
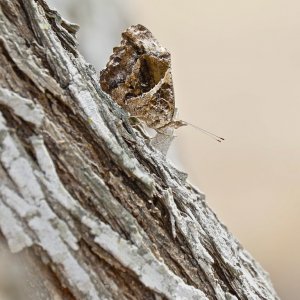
0;0;280;299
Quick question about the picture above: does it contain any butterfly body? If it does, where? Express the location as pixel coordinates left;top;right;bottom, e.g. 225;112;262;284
100;24;224;144
100;24;182;130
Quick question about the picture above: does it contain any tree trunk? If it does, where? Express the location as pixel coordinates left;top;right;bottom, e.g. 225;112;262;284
0;0;279;299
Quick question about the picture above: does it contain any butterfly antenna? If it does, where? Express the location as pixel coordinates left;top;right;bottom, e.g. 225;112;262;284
183;121;225;143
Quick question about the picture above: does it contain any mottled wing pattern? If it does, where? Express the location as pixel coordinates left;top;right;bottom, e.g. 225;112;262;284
100;24;177;129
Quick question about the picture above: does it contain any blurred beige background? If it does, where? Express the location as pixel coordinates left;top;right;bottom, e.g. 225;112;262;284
49;1;300;299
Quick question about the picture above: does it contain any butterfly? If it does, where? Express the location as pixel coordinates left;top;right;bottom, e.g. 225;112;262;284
100;24;224;143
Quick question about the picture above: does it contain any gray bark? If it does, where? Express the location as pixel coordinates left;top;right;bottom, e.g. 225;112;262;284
0;0;279;299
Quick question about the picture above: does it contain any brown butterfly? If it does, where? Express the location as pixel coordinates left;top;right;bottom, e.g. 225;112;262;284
100;24;224;142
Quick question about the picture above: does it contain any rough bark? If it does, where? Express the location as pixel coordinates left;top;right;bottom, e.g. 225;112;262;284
0;0;279;299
